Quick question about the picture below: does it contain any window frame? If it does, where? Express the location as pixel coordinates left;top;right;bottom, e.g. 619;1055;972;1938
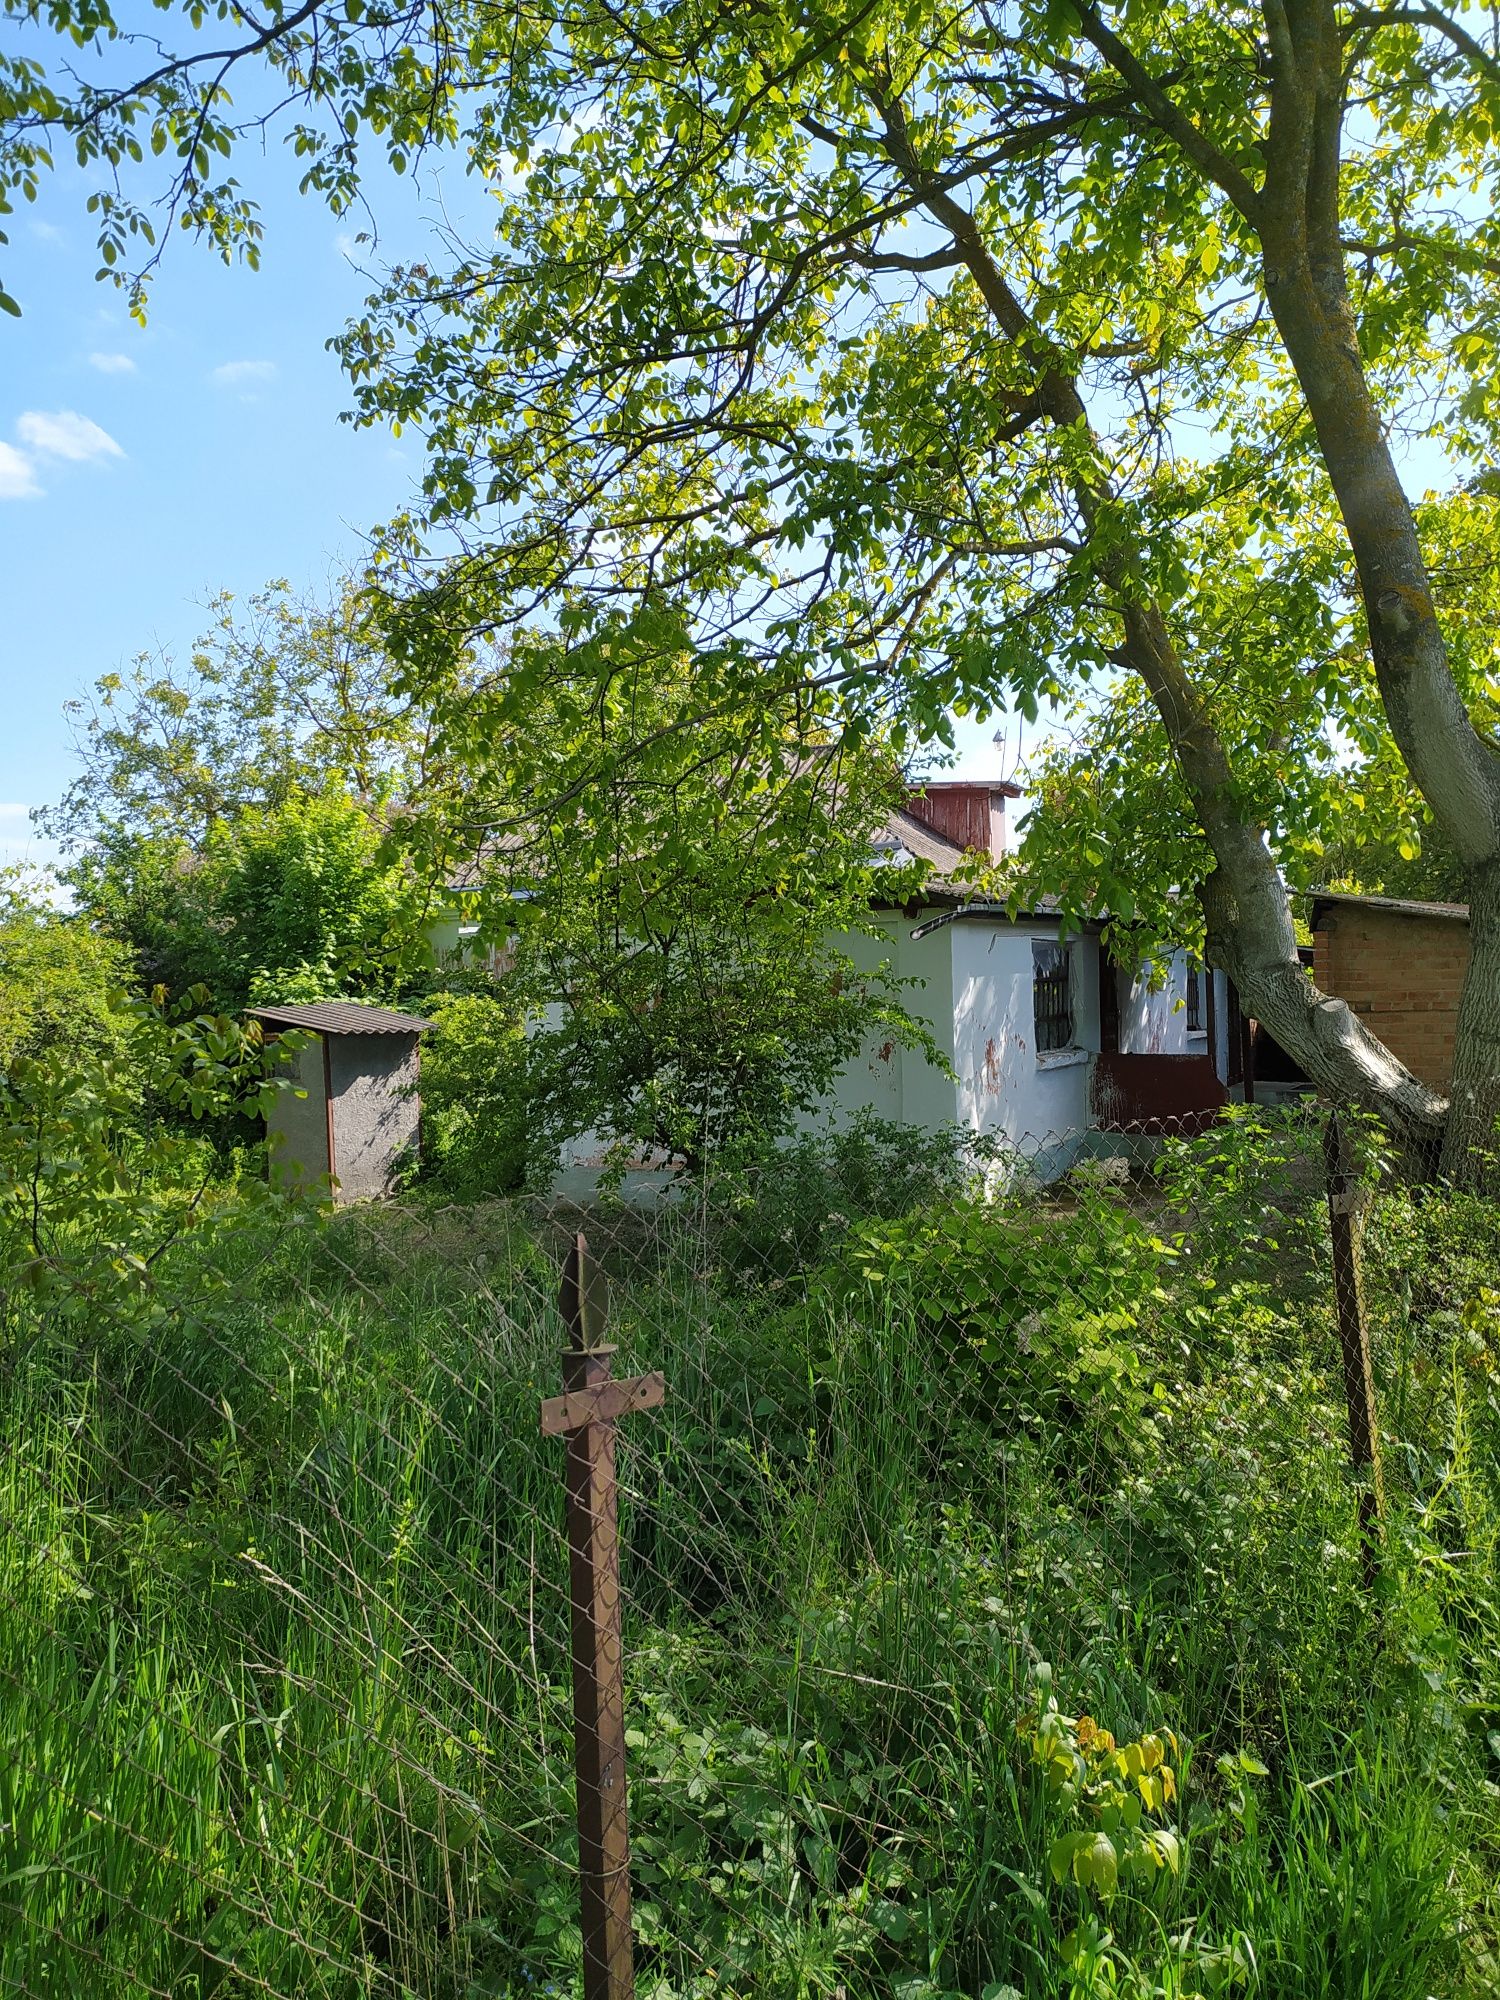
1185;957;1205;1036
1031;937;1077;1057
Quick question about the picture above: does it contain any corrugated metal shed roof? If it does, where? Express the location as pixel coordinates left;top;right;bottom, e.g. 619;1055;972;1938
1307;889;1469;927
249;1001;432;1036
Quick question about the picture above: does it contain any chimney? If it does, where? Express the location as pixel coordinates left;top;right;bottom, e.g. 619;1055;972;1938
904;780;1017;862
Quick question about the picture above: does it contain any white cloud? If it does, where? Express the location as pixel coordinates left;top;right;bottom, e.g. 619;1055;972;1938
89;351;137;376
211;359;277;388
28;220;64;244
0;443;42;501
0;803;35;818
17;409;124;463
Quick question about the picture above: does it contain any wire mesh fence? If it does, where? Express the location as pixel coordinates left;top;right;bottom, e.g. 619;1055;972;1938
3;1106;1498;1999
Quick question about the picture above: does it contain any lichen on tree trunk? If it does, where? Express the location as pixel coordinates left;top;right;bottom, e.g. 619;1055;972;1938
1441;867;1500;1184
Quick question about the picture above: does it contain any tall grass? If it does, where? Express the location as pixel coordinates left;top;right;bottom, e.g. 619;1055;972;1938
2;1135;1497;1997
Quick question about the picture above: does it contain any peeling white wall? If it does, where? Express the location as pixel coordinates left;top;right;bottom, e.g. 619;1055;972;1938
1110;953;1238;1095
949;921;1101;1143
813;913;1104;1151
1118;951;1215;1059
818;913;958;1132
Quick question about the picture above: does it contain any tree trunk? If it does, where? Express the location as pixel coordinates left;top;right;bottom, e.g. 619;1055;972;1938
1112;604;1449;1170
1243;14;1500;1179
1199;868;1445;1169
887;46;1491;1178
1441;863;1500;1180
1256;265;1500;1177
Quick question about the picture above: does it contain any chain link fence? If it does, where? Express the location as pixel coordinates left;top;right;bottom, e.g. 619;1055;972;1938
3;1107;1498;1998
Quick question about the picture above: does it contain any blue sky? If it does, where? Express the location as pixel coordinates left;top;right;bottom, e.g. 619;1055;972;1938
0;141;1016;875
0;135;469;871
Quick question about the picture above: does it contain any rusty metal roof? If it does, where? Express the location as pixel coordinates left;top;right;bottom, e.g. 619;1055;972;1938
248;1001;432;1036
1307;889;1469;927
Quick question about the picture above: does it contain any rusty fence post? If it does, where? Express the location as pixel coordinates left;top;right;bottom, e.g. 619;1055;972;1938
1323;1107;1384;1591
540;1233;665;2000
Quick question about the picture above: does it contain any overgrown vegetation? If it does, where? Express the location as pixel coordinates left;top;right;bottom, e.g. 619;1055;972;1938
0;867;133;1067
2;1110;1497;1998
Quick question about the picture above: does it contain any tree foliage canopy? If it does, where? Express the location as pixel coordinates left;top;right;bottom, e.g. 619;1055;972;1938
0;868;132;1069
39;581;432;858
47;587;437;1009
421;635;936;1174
11;0;1500;1168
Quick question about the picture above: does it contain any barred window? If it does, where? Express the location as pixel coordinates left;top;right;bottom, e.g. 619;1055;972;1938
1032;940;1075;1053
1186;959;1204;1034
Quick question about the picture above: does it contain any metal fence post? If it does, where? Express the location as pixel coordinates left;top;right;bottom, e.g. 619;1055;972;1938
540;1233;665;2000
1323;1108;1384;1591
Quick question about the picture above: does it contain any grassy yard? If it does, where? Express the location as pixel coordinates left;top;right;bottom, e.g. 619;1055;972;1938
3;1116;1498;1998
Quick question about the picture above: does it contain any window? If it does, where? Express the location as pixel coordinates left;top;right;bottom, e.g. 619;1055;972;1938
1185;958;1204;1034
1032;940;1075;1053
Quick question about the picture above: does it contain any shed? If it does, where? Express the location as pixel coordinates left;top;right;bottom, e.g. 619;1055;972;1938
1308;890;1471;1090
249;1001;432;1203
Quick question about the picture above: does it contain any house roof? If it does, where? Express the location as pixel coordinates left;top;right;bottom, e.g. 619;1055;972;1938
873;806;971;877
907;896;1080;939
249;1001;432;1037
1306;888;1470;929
917;777;1023;798
444;775;1021;899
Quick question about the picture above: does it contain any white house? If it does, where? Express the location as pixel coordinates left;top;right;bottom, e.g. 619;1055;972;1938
813;781;1242;1169
429;777;1248;1192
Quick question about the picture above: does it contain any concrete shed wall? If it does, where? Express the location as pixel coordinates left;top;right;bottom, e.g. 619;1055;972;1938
815;913;1102;1164
327;1033;422;1202
265;1037;331;1194
1313;906;1470;1090
1118;951;1215;1060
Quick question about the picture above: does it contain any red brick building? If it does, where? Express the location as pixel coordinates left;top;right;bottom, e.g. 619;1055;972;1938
1309;891;1471;1091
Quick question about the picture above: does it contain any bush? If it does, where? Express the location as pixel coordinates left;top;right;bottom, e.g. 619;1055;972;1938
0;869;133;1068
839;1181;1179;1459
416;990;534;1197
0;988;296;1342
706;1112;993;1282
1153;1103;1329;1277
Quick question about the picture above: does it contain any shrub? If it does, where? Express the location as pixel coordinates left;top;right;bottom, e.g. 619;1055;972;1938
1153;1103;1329;1278
0;868;133;1068
707;1112;994;1282
416;990;534;1197
0;987;297;1342
840;1186;1179;1458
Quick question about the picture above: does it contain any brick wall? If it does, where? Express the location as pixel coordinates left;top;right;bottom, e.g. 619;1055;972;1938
1313;906;1471;1089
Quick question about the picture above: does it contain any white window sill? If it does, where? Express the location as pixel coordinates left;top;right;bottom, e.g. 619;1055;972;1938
1036;1047;1090;1070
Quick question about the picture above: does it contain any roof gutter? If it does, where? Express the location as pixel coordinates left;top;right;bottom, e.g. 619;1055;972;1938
909;901;993;941
908;903;1102;942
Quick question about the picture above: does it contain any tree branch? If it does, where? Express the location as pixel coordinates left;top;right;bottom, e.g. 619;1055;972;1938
1069;2;1264;221
1345;5;1500;86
